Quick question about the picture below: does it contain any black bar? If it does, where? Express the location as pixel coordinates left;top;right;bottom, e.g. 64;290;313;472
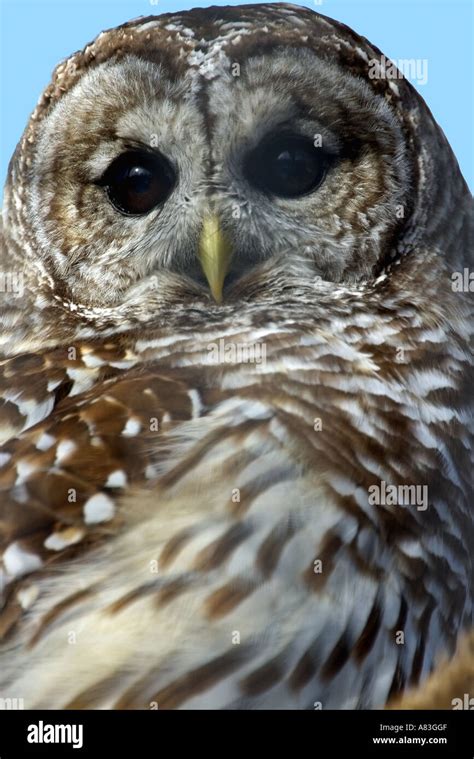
0;709;472;757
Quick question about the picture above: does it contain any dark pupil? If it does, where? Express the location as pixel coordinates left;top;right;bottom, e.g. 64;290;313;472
246;136;329;198
100;151;175;215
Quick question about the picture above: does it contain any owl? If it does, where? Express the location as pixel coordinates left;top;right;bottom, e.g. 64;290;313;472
0;3;472;710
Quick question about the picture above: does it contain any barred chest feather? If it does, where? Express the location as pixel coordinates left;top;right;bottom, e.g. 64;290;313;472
0;250;472;709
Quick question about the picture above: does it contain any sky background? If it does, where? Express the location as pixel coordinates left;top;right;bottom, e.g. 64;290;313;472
0;0;473;191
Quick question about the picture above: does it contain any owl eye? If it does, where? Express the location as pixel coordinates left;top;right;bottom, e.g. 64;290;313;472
98;150;176;215
244;134;330;198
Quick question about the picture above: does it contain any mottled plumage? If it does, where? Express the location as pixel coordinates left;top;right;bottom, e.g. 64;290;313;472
0;3;472;709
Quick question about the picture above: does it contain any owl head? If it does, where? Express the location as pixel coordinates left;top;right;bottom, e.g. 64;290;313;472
2;3;472;324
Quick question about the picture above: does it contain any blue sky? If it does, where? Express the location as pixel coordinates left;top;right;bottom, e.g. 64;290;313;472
1;0;473;190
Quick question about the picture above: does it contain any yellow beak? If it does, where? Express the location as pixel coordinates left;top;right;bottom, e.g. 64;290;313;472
198;214;233;303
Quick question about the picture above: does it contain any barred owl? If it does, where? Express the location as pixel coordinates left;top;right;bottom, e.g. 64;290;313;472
0;3;472;710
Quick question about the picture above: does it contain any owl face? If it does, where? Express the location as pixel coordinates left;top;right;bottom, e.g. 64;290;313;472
7;5;415;311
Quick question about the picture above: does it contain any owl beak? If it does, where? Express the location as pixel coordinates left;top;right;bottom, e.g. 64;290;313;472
198;214;233;303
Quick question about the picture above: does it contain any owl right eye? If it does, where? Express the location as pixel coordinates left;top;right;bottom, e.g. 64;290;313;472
243;134;332;198
98;150;176;215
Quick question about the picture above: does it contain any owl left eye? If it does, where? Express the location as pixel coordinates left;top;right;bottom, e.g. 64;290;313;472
244;134;330;198
98;150;176;215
